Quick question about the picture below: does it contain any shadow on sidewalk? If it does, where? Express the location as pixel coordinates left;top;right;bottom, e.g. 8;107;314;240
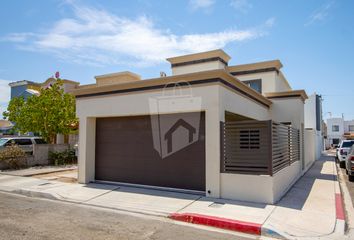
277;155;336;210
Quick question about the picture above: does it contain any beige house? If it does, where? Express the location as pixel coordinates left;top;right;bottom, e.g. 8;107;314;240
73;49;312;204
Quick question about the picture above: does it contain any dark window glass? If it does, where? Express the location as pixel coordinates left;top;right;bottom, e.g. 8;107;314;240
342;141;354;148
14;139;32;145
242;79;262;93
34;139;47;144
332;125;339;132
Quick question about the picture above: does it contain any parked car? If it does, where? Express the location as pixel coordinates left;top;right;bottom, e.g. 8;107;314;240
338;140;354;168
0;137;47;154
346;145;354;181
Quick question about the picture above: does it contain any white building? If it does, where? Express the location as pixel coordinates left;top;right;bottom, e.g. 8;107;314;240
72;49;318;204
326;117;354;147
304;93;324;161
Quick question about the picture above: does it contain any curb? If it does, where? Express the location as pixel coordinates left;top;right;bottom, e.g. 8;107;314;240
169;213;262;235
334;163;346;234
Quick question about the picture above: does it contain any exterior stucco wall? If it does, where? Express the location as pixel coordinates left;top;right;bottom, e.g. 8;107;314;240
275;72;292;92
218;86;272;203
235;71;291;95
272;161;301;203
76;82;305;203
220;173;273;203
76;83;273;200
235;71;277;95
76;84;223;198
304;94;317;129
326;118;344;145
171;61;226;75
304;129;316;171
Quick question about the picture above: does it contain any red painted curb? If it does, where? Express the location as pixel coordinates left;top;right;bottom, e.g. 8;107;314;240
335;193;345;220
169;213;261;235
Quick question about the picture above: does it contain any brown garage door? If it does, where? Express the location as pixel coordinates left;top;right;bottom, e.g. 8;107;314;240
95;112;205;191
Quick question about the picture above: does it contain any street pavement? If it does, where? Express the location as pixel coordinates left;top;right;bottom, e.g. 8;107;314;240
0;154;346;239
338;166;354;207
0;191;254;240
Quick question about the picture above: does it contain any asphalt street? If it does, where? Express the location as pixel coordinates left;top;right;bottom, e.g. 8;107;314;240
0;191;255;240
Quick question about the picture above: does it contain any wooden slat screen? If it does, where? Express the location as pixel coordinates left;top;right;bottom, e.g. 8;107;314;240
221;120;300;176
221;120;271;175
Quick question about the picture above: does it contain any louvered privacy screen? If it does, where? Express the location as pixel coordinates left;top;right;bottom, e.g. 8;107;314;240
220;120;300;176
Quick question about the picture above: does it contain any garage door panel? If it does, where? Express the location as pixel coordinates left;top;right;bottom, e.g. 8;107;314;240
95;112;205;191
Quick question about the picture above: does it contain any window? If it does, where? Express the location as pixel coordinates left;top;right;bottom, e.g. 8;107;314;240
341;141;354;148
34;139;47;144
14;139;32;145
242;79;262;93
332;125;339;132
349;125;354;132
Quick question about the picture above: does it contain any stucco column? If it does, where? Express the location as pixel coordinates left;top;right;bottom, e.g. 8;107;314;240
78;117;96;184
205;91;222;198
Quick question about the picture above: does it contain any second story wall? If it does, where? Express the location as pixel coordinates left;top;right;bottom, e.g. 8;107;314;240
10;85;27;99
234;70;291;95
327;118;344;137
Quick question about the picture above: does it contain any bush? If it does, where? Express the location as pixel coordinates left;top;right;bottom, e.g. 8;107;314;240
49;149;77;166
0;144;26;169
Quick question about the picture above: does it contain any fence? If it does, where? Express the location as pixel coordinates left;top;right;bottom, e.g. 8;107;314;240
221;120;300;176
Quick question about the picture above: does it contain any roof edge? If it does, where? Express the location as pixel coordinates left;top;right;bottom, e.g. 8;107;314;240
265;90;308;102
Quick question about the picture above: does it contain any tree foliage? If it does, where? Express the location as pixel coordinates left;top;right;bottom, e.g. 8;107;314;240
3;80;77;143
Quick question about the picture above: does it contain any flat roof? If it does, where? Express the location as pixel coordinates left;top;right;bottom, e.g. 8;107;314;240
73;69;272;108
95;71;141;80
8;80;40;87
166;49;231;65
228;60;283;74
265;90;308;102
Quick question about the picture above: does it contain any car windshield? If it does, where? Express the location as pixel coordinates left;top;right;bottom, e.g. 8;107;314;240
342;141;354;148
0;138;9;146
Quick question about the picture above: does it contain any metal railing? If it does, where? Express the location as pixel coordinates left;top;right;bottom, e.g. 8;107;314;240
221;120;300;176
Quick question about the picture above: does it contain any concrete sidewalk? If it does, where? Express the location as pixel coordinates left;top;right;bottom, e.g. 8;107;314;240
0;155;345;239
0;165;77;177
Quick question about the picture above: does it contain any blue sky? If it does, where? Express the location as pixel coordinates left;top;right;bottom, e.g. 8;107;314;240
0;0;353;120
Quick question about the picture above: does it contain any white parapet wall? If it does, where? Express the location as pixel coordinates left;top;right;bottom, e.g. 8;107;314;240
220;173;273;203
304;129;317;172
272;161;302;203
220;161;301;204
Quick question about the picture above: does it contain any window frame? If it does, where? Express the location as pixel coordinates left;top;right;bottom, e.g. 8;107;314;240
332;125;340;132
349;125;354;132
242;79;262;94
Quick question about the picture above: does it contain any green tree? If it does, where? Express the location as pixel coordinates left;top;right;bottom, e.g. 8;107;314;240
3;80;77;143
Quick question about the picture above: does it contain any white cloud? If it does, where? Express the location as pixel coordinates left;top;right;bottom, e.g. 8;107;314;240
3;3;272;67
189;0;215;10
0;79;11;118
265;17;276;28
0;79;11;103
0;33;35;42
230;0;252;13
305;1;334;26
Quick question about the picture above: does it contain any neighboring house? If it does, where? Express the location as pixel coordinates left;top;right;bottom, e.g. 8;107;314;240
9;78;79;100
72;49;314;204
9;80;40;100
304;94;324;161
7;77;79;143
0;120;14;136
326;117;354;147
